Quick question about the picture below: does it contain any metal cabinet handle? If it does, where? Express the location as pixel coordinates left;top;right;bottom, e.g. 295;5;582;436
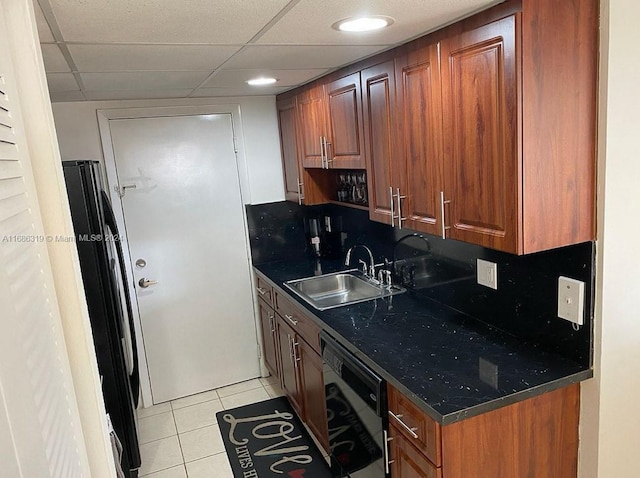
268;315;275;334
284;314;298;326
383;430;394;473
292;340;300;367
296;176;304;205
138;278;158;288
320;136;325;169
324;137;333;166
396;188;406;228
389;186;395;227
287;333;294;363
389;410;419;439
440;191;452;239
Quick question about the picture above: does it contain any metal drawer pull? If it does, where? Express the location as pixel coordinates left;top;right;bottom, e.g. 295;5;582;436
256;287;268;296
440;191;451;239
389;410;419;439
284;314;298;326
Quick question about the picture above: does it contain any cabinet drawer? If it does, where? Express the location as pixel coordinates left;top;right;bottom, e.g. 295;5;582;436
388;383;441;466
254;273;274;306
389;424;441;478
274;290;321;354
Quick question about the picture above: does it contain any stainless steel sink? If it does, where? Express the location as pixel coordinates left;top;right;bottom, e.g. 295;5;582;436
284;270;405;310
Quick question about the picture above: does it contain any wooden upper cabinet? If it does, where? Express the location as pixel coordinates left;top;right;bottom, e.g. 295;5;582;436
440;15;519;253
520;0;597;253
361;61;397;225
297;84;326;169
396;43;444;236
277;97;303;203
325;72;366;169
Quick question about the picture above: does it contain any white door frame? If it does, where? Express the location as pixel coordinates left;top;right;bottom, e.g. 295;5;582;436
97;105;258;407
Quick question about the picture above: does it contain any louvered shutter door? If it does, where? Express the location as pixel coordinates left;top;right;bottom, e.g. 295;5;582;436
0;20;87;478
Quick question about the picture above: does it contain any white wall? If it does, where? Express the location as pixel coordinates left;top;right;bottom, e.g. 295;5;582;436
51;96;285;205
580;0;640;476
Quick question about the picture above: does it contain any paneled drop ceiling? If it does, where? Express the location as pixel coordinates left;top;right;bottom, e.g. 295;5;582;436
35;0;500;102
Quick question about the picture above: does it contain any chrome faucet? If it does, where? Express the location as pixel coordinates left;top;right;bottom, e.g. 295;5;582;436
345;244;376;278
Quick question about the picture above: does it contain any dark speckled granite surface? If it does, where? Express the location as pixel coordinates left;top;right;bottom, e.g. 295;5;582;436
254;258;592;425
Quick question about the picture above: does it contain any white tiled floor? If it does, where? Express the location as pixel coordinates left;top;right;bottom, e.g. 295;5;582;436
136;377;285;478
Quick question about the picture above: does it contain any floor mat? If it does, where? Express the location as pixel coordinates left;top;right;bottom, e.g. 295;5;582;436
217;396;333;477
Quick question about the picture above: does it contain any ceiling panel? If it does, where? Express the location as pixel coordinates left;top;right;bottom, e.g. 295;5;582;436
204;69;328;89
34;2;55;42
223;45;387;70
84;89;194;100
50;90;85;102
49;0;291;43
46;73;79;92
257;0;499;45
41;44;71;72
80;71;210;91
68;44;242;72
192;86;290;98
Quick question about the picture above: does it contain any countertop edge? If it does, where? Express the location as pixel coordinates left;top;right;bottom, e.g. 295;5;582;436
253;266;593;426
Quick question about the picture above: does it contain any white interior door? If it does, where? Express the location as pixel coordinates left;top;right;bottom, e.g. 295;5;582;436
108;114;259;404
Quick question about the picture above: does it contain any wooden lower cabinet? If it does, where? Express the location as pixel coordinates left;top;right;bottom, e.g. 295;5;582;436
389;382;580;478
298;338;329;451
389;425;441;478
257;299;278;379
274;311;330;452
275;316;304;418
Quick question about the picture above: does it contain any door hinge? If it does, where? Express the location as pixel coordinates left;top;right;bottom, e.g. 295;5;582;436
232;136;238;153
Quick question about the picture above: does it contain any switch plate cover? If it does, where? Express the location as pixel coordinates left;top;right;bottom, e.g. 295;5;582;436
557;276;585;325
477;259;498;290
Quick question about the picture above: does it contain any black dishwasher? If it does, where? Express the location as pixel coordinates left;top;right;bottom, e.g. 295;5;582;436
321;331;390;477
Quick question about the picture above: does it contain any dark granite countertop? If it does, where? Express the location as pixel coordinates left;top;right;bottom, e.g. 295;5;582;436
254;258;592;425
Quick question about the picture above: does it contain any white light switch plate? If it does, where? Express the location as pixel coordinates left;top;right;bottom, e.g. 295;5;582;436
477;259;498;290
557;276;585;325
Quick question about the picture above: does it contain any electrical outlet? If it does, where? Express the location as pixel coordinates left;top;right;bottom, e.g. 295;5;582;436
477;259;498;290
557;276;585;325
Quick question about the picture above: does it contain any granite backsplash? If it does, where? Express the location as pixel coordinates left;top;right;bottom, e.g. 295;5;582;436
245;201;595;366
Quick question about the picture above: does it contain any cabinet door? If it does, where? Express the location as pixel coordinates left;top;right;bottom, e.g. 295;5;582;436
325;72;366;169
277;97;303;203
276;316;304;417
362;61;397;225
298;340;329;452
389;426;441;478
440;16;519;253
297;84;326;168
257;300;279;379
396;43;444;235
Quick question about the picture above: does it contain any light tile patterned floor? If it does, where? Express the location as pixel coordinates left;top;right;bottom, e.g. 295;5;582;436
137;376;284;478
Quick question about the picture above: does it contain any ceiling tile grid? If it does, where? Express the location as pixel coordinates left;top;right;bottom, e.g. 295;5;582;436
33;0;500;102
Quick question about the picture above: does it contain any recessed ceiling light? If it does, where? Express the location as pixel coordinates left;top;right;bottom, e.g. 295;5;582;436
332;16;394;33
246;77;278;86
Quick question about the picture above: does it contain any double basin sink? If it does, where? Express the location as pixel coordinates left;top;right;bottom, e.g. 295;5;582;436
284;269;405;311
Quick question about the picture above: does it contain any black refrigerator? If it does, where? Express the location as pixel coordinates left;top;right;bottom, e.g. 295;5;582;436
63;160;141;477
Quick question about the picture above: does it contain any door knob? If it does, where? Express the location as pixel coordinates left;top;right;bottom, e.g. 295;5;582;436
138;278;158;288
